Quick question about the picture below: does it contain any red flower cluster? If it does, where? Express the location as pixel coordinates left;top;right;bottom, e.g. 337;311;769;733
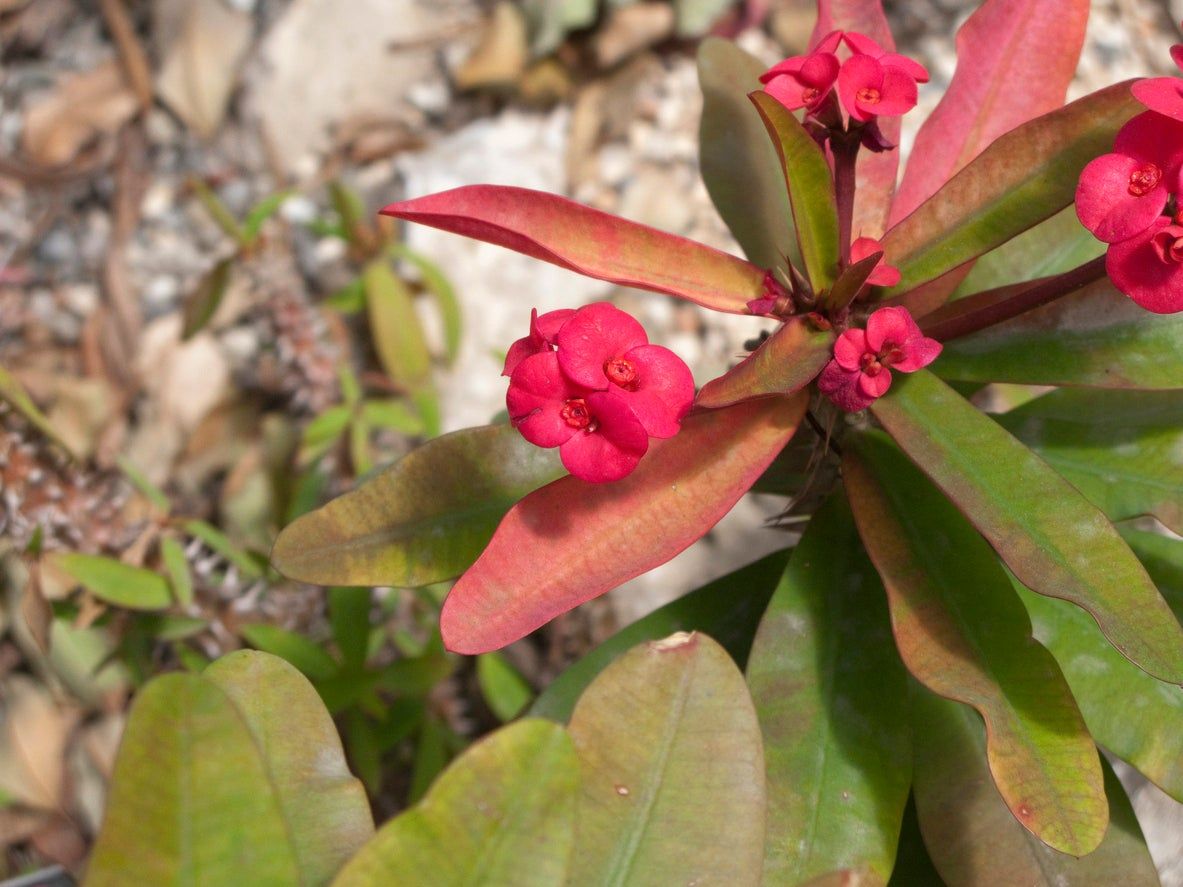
761;30;928;123
818;306;941;412
1077;43;1183;314
504;303;695;483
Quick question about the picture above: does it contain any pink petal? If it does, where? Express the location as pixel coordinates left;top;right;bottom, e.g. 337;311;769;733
557;302;648;390
800;52;840;90
507;352;582;448
760;56;806;83
812;29;843;54
870;68;919;117
867;263;901;287
558;392;649;483
857;367;892;399
866;306;917;351
833;328;869;370
880;52;930;84
1107;218;1183;314
1075;153;1168;244
535;308;576;344
842;31;883;56
837;54;882;123
1131;78;1183;122
764;75;811;111
612;344;695;439
892;336;943;372
1114;111;1183;172
850;236;884;263
817;361;874;412
1173;45;1183;73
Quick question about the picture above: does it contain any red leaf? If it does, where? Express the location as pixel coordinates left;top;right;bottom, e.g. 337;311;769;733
381;186;765;314
440;394;808;653
890;0;1090;225
695;318;833;409
812;0;899;239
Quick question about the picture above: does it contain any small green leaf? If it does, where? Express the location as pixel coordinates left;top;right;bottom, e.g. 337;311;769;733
241;190;293;244
0;364;74;457
695;318;834;409
364;260;432;390
845;433;1106;856
299;405;351;465
324;278;367;314
360;398;425;436
329;587;371;671
747;493;910;885
750;91;840;290
390;244;462;365
477;652;533;722
181;258;232;341
531;549;788;723
160;537;193;607
332;719;578;887
871;370;1183;684
117;457;171;514
567;633;766;886
241;623;340;682
697;38;800;274
273;424;564;588
184;519;266;579
49;553;171;611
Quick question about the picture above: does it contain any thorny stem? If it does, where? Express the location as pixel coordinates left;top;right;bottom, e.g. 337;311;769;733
805;409;842;457
831;134;860;268
919;255;1109;342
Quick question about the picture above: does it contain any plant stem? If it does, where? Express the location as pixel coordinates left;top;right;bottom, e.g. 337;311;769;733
919;255;1108;341
832;135;860;267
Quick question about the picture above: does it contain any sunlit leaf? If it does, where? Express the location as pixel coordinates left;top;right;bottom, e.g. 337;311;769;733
49;553;171;612
181;258;232;340
871;370;1183;683
567;633;765;885
845;433;1106;856
390;244;463;365
241;623;340;682
477;652;533;722
0;364;74;457
332;719;578;887
160;538;193;608
272;424;564;588
364;260;432;390
695;318;834;409
747;493;910;884
441;394;807;654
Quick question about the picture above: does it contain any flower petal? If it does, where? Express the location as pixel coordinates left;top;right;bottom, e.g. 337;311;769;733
866;306;917;351
507;352;581;448
1107;218;1183;314
613;344;695;439
857;368;893;399
1131;77;1183;122
558;392;649;483
870;68;919;117
818;360;874;412
1075;153;1168;244
833;328;869;370
892;336;943;372
557;302;648;390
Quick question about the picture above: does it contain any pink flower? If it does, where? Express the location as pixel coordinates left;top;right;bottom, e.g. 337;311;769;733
817;306;941;411
1105;216;1183;314
837;53;919;123
761;49;841;113
507;351;649;483
502;307;575;376
1075;112;1183;244
745;270;792;316
555;302;694;439
1131;45;1183;120
842;32;930;83
850;236;901;286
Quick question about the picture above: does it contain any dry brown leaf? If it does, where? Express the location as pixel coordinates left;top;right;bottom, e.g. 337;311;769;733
154;0;254;138
20;563;52;655
591;3;675;69
453;1;528;92
21;60;139;167
0;676;80;810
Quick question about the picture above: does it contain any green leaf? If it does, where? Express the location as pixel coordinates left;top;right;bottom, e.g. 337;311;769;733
750;91;840;291
181;258;232;341
531;549;788;723
695;318;834;409
390;244;462;365
747;493;910;885
477;652;533;722
845;433;1106;856
332;719;578;887
325;278;367;314
329;587;371;671
697;38;799;274
49;553;171;612
998;388;1183;534
871;370;1183;684
952;206;1104;298
1122;527;1183;621
241;190;293;244
364;260;432;389
912;688;1159;886
272;424;565;588
241;623;340;682
881;82;1138;299
300;406;352;465
936;279;1183;388
567;633;766;885
88;652;373;886
184;519;266;579
0;364;74;457
674;0;730;35
160;537;194;607
117;456;171;513
360;398;425;436
886;798;944;887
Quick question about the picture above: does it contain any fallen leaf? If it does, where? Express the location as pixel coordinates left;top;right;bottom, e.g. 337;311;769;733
0;676;80;810
592;3;675;69
21;60;138;167
453;2;528;92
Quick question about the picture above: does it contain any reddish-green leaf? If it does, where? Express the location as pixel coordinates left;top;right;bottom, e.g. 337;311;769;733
698;38;800;274
912;689;1158;886
272;424;564;588
567;632;765;886
750;92;840;291
380;186;765;314
881;83;1139;299
871;370;1183;683
891;0;1090;224
441;394;807;653
845;433;1106;856
812;0;898;238
747;493;910;884
332;720;578;887
696;318;833;409
934;279;1183;389
998;389;1183;534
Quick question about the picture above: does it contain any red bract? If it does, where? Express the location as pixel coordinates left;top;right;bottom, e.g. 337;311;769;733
1131;45;1183;121
1105;217;1183;314
837;53;919;123
817;306;941;411
555;303;694;439
843;31;930;83
761;50;840;112
1075;111;1183;243
501;307;575;376
850;236;901;286
507;351;649;483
